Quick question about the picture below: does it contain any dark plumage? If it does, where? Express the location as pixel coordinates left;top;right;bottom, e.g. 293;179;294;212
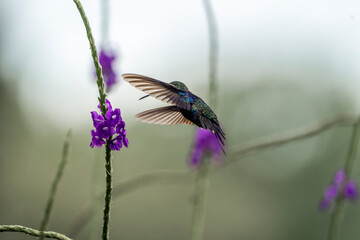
122;73;226;151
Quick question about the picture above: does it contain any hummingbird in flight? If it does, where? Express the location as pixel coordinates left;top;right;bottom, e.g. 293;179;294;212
122;73;226;152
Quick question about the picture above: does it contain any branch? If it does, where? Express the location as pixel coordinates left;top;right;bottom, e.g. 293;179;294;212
224;113;358;166
39;130;72;240
0;225;72;240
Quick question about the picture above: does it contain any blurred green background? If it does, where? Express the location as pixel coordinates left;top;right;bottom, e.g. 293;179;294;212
1;0;360;239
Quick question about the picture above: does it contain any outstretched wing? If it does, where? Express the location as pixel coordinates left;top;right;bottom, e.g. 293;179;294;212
136;106;195;125
122;73;193;110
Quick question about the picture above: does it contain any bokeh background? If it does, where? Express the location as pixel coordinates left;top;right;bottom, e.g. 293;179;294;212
1;0;360;239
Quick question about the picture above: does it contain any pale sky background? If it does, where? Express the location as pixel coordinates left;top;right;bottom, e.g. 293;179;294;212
1;0;360;130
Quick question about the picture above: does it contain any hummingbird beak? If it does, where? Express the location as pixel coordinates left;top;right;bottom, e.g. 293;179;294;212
139;95;150;100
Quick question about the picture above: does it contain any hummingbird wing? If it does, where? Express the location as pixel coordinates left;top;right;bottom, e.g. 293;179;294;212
136;106;195;125
122;74;193;110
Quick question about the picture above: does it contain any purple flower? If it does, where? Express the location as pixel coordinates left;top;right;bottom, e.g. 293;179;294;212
319;185;337;210
333;169;346;188
109;135;123;151
344;180;357;200
105;108;122;126
319;169;358;211
90;98;128;151
90;130;106;148
95;48;117;91
96;121;115;140
91;111;104;128
189;128;223;168
98;99;113;112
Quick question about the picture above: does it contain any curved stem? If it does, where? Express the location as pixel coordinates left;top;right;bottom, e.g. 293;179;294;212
72;0;107;115
190;160;210;240
72;1;113;239
39;130;72;240
0;225;72;240
224;113;358;167
327;119;360;240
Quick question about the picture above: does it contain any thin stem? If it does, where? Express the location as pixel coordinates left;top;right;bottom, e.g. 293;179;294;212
39;130;72;240
72;0;107;115
344;121;360;176
72;1;113;239
327;120;360;240
102;143;112;240
190;159;210;240
189;1;219;239
0;225;72;240
90;150;105;240
224;113;358;167
202;0;219;108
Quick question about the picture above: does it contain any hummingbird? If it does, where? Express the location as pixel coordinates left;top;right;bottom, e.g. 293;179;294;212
122;73;226;152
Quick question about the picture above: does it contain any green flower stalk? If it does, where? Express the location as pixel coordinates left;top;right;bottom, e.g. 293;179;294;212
326;120;360;240
71;1;116;239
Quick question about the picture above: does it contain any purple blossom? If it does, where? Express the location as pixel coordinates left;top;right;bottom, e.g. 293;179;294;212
90;98;128;151
319;169;358;211
344;180;357;200
91;111;105;128
189;128;223;168
109;135;123;151
105;108;122;126
98;99;113;112
96;121;115;140
90;130;106;148
95;48;117;91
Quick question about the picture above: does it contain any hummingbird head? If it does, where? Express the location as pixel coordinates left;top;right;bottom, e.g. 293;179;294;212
170;81;188;91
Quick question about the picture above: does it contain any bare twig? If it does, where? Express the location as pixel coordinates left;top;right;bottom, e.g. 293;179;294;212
39;130;72;240
0;225;72;240
224;113;358;166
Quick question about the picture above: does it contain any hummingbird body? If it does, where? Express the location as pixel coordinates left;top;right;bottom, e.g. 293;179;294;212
122;74;226;150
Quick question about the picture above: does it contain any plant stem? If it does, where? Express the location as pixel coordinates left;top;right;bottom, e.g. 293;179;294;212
190;159;210;240
0;225;72;240
327;120;360;240
189;1;218;239
72;0;107;115
39;130;72;240
343;121;360;177
72;1;113;239
102;143;112;240
202;0;218;109
225;113;357;166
